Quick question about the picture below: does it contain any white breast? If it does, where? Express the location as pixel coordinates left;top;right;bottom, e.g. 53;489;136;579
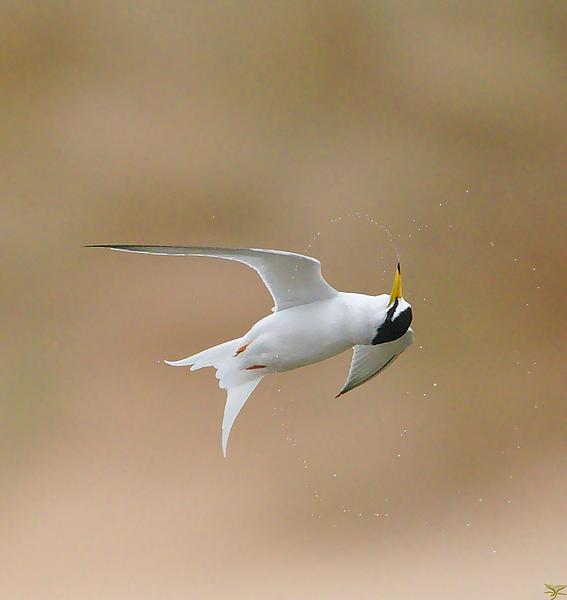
241;293;388;372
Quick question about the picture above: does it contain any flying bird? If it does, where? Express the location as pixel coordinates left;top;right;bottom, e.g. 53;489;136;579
89;245;414;456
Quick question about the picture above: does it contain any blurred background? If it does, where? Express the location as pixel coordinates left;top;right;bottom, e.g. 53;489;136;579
2;1;566;598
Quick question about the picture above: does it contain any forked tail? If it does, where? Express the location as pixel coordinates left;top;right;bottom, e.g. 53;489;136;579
165;339;264;457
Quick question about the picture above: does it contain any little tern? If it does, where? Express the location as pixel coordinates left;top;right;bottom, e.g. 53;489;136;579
89;245;414;456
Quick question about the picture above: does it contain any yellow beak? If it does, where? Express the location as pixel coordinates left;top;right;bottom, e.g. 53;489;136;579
388;263;403;305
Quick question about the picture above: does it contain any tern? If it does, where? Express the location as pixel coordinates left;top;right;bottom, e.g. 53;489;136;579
89;245;414;456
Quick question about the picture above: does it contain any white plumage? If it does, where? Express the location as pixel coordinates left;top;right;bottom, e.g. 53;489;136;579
90;245;414;456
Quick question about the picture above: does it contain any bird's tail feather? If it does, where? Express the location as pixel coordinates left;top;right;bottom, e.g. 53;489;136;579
165;339;240;372
165;338;264;456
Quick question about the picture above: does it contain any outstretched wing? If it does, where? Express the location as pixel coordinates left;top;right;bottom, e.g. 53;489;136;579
88;245;337;312
336;329;414;397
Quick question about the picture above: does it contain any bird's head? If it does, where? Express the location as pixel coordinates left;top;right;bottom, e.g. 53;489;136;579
372;263;413;344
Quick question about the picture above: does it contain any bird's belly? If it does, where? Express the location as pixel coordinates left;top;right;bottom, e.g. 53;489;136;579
273;338;348;372
245;304;352;372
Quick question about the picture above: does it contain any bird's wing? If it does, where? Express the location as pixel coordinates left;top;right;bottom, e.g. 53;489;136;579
89;245;337;312
336;329;414;397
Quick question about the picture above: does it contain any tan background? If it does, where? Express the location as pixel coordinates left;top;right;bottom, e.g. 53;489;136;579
2;2;566;598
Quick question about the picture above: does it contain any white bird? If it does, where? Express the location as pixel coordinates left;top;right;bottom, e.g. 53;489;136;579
89;245;414;456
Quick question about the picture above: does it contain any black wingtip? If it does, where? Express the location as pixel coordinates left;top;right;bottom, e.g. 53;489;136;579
397;262;401;273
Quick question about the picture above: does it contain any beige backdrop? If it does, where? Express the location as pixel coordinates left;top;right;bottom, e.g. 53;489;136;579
2;2;566;599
